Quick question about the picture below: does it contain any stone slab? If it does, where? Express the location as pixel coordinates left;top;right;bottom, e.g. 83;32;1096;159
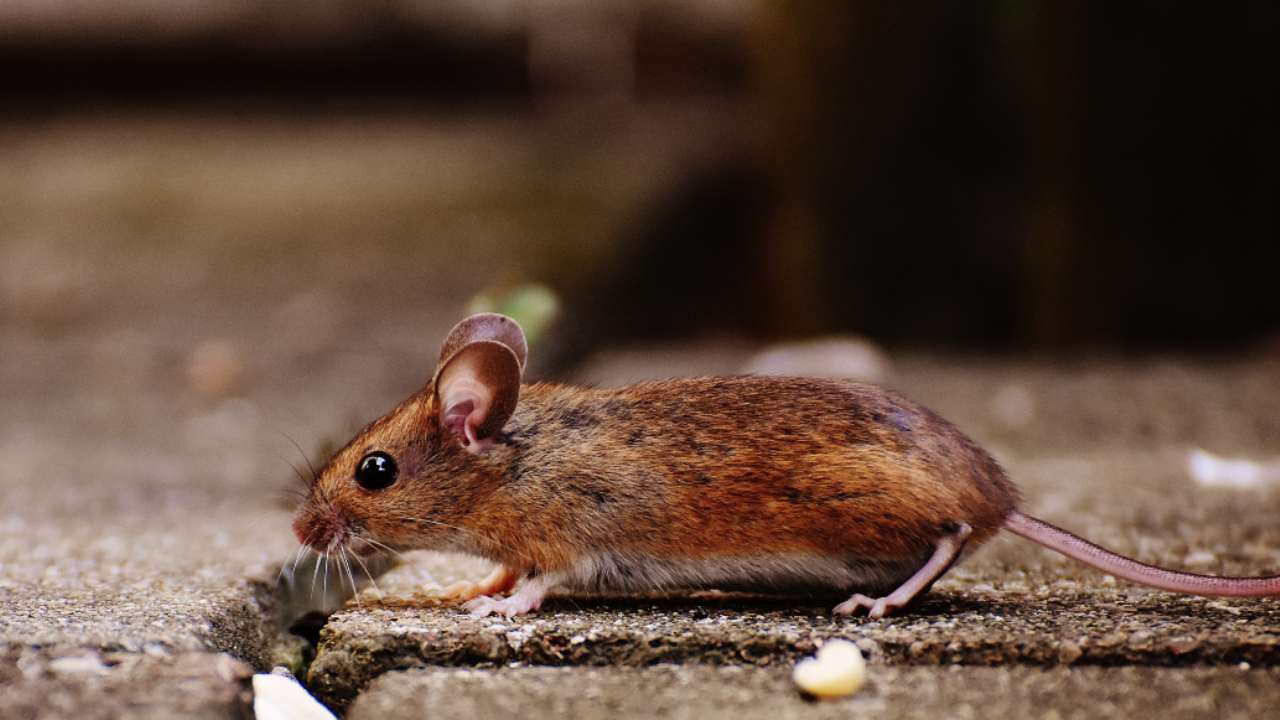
3;648;255;720
346;665;1280;720
309;587;1280;710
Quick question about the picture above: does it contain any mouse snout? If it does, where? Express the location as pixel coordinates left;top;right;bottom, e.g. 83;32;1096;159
292;505;348;553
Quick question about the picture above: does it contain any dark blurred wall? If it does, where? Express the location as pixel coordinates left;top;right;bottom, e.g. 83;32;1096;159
586;2;1278;351
754;1;1279;348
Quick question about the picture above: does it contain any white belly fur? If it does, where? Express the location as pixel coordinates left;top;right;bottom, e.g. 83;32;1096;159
557;552;923;595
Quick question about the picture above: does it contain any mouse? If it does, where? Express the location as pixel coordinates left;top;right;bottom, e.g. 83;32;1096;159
292;312;1280;619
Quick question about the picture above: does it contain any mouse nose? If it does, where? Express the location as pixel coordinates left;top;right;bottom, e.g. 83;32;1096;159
293;506;348;553
293;510;333;549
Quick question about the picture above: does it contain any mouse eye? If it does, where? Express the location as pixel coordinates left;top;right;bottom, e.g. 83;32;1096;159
355;452;398;490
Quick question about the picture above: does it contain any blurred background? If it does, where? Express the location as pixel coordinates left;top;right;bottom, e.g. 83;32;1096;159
2;1;1278;461
4;0;1277;353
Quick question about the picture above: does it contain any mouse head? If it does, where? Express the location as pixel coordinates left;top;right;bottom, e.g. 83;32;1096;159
291;313;528;557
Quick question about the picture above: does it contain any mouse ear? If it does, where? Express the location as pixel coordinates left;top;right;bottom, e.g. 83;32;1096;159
432;313;528;454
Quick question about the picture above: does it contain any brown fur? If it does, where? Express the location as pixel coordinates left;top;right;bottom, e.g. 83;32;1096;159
294;375;1019;595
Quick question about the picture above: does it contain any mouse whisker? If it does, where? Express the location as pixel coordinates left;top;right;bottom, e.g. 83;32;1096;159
357;536;445;588
278;429;321;488
269;491;311;515
337;547;349;598
397;515;472;535
337;551;348;597
278;540;306;584
354;536;403;560
395;515;536;569
397;515;497;556
348;541;385;598
310;555;321;601
411;517;543;570
339;546;360;605
319;540;336;601
286;530;318;583
279;547;301;584
274;451;311;492
331;548;344;594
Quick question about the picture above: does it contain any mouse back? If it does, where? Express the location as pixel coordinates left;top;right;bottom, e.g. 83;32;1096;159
475;376;1018;574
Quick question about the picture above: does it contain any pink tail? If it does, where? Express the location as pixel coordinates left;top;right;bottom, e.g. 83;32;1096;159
1003;510;1280;597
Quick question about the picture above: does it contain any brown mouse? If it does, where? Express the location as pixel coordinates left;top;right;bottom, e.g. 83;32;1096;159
292;313;1280;618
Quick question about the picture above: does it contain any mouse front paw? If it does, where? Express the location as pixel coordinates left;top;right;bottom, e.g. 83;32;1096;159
425;565;519;605
433;580;498;604
463;593;542;618
461;574;551;618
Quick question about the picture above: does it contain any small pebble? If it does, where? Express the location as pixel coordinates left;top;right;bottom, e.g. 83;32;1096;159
1183;550;1217;566
1056;640;1083;665
1186;448;1280;489
48;654;109;676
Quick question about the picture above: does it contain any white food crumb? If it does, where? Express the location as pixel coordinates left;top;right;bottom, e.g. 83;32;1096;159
792;638;866;699
253;673;337;720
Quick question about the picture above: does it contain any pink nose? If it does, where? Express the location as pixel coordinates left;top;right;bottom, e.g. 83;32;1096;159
293;507;346;552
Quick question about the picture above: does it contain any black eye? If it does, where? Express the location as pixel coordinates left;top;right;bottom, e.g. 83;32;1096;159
355;452;398;490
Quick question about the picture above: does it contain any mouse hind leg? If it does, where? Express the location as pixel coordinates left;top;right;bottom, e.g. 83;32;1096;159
834;523;972;619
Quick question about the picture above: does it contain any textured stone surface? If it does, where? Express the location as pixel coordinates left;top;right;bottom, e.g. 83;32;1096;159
2;648;255;720
0;456;305;718
309;586;1280;710
345;665;1280;720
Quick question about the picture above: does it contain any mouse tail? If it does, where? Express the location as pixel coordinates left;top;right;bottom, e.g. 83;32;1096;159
1003;510;1280;597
